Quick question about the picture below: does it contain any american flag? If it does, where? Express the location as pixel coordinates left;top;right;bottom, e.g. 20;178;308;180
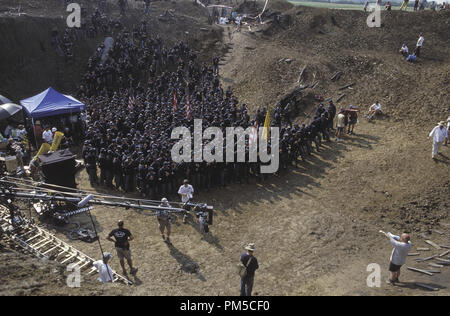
173;91;177;112
186;87;191;120
128;95;135;109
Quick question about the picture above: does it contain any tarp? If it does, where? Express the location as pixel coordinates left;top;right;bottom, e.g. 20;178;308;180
0;94;12;105
20;87;85;119
0;103;22;120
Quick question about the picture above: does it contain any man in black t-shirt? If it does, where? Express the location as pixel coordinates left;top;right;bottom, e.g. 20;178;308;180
107;220;138;275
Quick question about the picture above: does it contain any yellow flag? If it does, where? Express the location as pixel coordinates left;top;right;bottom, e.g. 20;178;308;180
262;109;270;140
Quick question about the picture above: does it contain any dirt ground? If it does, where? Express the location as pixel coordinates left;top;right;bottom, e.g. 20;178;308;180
0;0;449;296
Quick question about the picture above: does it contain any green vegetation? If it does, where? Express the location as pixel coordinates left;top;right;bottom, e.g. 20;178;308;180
288;1;414;10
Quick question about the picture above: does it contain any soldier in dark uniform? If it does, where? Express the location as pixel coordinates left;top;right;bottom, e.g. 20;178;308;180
98;148;107;186
113;154;123;190
86;148;99;186
105;150;114;188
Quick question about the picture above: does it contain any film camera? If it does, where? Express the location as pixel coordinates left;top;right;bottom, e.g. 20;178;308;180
193;203;213;233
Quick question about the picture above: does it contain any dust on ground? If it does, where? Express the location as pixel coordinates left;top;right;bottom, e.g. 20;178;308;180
0;0;449;296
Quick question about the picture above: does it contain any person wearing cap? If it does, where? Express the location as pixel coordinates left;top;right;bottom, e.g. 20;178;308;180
240;243;259;296
107;220;138;275
429;121;448;159
17;124;27;141
93;252;114;283
157;198;172;244
178;179;194;223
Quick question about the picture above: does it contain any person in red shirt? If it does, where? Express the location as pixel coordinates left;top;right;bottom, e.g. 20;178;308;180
34;121;43;149
345;106;360;135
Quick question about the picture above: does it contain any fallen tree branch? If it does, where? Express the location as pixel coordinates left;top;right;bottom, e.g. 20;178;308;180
415;283;439;291
407;267;434;276
339;82;355;90
336;94;345;102
297;65;307;83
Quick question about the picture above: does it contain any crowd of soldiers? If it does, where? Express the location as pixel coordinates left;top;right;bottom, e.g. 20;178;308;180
52;6;125;61
78;15;337;200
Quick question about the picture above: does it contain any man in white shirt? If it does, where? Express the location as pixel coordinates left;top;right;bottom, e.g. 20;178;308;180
157;198;172;244
366;101;382;120
42;127;53;144
445;116;450;145
93;252;114;283
415;33;424;57
399;44;409;57
429;121;448;159
178;179;194;223
380;231;411;284
335;109;346;142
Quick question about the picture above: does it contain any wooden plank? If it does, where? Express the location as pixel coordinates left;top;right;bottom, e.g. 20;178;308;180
433;230;444;235
415;283;439;291
330;71;342;81
297;65;307;83
435;257;450;263
417;247;430;251
416;255;438;262
440;245;450;249
338;82;355;90
425;240;442;250
407;253;420;256
439;250;450;257
428;263;444;268
425;270;441;274
336;94;345;102
407;267;434;276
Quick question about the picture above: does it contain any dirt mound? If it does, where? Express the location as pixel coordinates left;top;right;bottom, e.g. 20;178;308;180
0;248;123;296
0;0;221;100
221;5;449;126
377;181;449;234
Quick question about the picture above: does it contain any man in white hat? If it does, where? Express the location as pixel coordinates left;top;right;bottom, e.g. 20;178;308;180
93;252;114;283
240;243;259;296
428;121;448;159
158;198;172;244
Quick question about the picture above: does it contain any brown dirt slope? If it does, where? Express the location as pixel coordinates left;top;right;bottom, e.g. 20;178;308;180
1;1;449;296
0;0;221;100
220;5;449;125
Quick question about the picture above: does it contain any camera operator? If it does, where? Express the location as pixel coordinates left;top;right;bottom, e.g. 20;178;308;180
195;204;209;234
7;138;25;173
157;198;172;245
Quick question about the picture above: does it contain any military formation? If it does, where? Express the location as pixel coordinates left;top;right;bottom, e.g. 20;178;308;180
79;6;338;201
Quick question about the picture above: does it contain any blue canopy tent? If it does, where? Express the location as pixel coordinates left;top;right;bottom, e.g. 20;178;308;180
20;87;85;149
20;87;85;119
